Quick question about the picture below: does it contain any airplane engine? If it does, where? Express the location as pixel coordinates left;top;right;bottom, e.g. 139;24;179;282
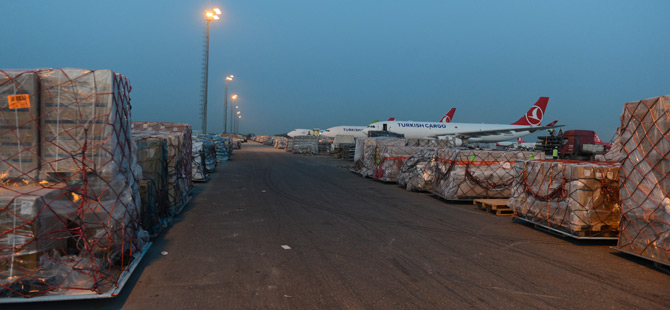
450;137;464;146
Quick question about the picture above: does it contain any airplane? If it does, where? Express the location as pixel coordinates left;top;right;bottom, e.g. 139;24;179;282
362;97;562;145
287;128;320;137
322;109;457;138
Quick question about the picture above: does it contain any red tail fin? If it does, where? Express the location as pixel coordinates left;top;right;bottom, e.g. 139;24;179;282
439;108;456;123
387;117;395;121
544;120;558;127
511;97;549;126
517;137;526;143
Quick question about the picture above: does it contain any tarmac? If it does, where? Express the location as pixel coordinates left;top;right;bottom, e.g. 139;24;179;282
11;142;670;309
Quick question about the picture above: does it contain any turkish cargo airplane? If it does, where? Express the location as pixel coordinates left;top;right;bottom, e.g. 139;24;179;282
287;129;316;137
362;97;562;144
497;137;537;149
322;109;457;138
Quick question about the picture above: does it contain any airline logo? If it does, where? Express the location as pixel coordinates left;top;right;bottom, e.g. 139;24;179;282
343;128;363;132
440;114;452;123
525;106;544;126
397;123;447;129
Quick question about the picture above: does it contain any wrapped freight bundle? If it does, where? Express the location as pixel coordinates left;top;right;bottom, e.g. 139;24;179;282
293;136;318;154
374;146;429;182
397;148;438;192
509;160;621;237
132;122;192;190
132;135;170;237
274;137;287;149
617;96;670;264
1;68;147;298
285;137;294;152
131;127;189;216
405;138;452;148
431;149;543;200
191;138;209;181
352;138;406;178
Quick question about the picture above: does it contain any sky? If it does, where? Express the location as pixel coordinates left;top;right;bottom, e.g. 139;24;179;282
2;1;669;140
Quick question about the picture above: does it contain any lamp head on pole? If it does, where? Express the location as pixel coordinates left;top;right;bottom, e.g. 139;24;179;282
232;94;238;100
226;75;234;82
205;8;221;21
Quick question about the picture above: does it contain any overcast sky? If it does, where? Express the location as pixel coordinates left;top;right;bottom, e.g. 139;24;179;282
2;1;668;140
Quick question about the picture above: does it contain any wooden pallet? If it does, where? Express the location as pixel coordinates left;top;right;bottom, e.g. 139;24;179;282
473;198;512;216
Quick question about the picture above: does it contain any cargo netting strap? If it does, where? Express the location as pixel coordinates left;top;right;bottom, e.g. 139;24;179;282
616;96;670;263
464;162;515;191
521;169;568;202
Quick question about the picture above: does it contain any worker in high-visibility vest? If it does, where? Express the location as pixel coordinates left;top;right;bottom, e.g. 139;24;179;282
552;147;559;159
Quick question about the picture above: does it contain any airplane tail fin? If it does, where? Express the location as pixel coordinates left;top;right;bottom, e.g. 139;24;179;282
439;108;456;123
387;117;395;121
510;97;549;126
544;120;558;127
517;137;525;143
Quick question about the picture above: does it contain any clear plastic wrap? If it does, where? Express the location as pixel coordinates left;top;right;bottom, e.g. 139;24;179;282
374;146;428;182
509;160;621;237
617;96;670;264
431;149;544;200
397;148;438;192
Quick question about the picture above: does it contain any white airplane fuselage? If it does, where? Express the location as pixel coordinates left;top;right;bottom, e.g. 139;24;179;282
322;126;367;138
364;121;535;142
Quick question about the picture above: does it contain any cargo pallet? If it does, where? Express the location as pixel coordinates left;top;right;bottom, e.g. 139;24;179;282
515;216;618;240
473;199;512;216
611;247;670;274
0;241;152;304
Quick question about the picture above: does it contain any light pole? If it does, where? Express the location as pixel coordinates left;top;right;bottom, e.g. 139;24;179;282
200;8;221;134
231;94;238;133
235;110;241;133
224;75;234;133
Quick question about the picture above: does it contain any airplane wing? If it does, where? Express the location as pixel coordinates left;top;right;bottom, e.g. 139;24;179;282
425;124;565;139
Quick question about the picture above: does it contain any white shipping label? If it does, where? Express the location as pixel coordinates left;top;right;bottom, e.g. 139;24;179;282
20;201;33;216
584;169;591;177
596;172;603;179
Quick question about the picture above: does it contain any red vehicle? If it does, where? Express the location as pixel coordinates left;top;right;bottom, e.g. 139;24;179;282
536;130;608;160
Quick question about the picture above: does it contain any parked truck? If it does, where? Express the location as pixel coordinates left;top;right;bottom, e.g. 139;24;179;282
536;130;607;160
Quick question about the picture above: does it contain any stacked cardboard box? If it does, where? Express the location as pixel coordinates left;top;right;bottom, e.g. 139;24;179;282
191;139;208;181
132;122;192;190
617;96;670;264
509;160;621;237
397;148;438;192
431;149;543;200
0;70;41;183
0;186;75;280
132;130;187;216
133;135;170;237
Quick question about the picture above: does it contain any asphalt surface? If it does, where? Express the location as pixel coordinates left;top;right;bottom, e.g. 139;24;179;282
10;143;670;309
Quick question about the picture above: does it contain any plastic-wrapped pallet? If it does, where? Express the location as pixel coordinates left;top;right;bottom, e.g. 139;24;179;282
352;137;406;177
374;146;427;182
509;160;621;237
132;122;193;190
197;136;217;172
293;135;318;154
333;135;355;148
285;138;294;152
617;96;670;264
1;68;147;298
132;135;170;237
274;137;287;149
131;130;187;216
209;135;231;162
398;148;438;192
191;139;208;181
431;149;543;200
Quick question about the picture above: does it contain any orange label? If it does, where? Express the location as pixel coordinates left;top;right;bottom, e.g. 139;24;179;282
7;94;30;109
